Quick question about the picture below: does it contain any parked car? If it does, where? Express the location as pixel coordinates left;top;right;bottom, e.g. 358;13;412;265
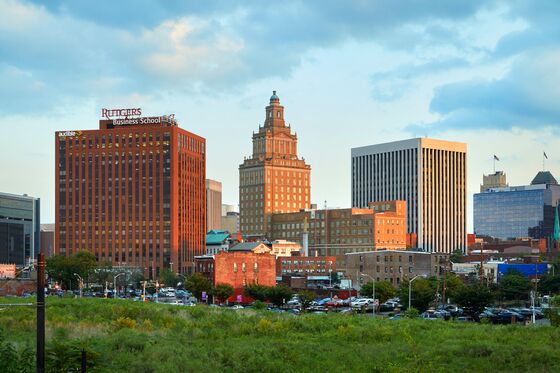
491;310;525;324
510;308;545;320
438;304;463;317
420;311;444;320
351;298;372;308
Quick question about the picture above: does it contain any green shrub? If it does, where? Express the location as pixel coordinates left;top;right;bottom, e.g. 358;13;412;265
114;316;137;330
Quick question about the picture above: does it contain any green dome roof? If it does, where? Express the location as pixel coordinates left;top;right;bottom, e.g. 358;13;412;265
270;90;279;101
531;171;558;185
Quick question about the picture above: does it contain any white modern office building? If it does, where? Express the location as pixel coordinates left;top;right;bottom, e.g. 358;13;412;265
351;138;467;253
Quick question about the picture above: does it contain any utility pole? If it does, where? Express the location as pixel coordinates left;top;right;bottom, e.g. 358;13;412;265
36;252;45;373
442;257;447;306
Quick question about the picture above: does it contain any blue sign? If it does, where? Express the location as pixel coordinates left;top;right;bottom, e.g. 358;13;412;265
497;263;548;280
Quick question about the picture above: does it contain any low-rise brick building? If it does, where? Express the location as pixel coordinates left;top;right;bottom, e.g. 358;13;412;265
345;250;450;288
276;256;336;277
194;242;277;301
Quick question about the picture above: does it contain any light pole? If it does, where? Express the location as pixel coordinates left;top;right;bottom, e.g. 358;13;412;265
73;273;83;298
360;273;375;316
114;273;125;298
408;275;424;310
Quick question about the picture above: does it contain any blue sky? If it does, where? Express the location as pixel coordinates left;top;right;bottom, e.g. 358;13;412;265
1;0;559;231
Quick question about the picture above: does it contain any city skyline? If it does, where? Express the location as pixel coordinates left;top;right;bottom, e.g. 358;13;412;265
1;1;560;232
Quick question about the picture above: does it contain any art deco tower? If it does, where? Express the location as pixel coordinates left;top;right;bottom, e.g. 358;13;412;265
239;91;311;237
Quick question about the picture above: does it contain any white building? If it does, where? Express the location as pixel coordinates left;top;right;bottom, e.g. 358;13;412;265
351;138;467;253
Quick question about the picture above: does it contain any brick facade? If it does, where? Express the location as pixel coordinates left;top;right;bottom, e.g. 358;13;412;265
239;91;311;237
276;256;336;276
55;115;206;277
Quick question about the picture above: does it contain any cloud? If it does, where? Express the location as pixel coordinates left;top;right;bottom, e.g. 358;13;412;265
409;48;560;132
0;0;496;115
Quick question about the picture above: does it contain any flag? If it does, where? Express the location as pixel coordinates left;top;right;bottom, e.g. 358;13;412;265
493;155;499;161
544;152;548;159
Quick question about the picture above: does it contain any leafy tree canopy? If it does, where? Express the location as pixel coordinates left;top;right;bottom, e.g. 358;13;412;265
266;285;293;307
499;270;531;301
298;290;316;311
184;273;212;300
455;284;494;321
212;284;234;304
243;284;269;302
360;281;396;304
159;268;179;288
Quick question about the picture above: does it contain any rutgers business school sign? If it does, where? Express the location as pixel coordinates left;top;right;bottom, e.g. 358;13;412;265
101;107;177;128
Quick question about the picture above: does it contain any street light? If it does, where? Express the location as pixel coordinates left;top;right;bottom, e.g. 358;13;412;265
408;275;425;310
114;273;126;298
73;273;83;298
360;273;375;316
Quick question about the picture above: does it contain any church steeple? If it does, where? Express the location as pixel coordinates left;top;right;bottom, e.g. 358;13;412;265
264;90;285;128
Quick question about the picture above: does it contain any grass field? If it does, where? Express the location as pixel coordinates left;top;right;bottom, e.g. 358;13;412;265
1;297;559;372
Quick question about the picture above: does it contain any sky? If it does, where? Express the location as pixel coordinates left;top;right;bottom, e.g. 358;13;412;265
1;0;560;231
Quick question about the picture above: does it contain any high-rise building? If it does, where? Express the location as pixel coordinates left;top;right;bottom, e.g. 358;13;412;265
239;91;311;236
55;111;206;277
221;211;240;233
481;171;508;192
0;192;40;266
474;171;560;241
351;138;467;253
40;224;55;258
206;179;222;232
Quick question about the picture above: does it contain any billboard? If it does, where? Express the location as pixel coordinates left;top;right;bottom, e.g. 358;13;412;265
0;264;16;279
497;263;548;280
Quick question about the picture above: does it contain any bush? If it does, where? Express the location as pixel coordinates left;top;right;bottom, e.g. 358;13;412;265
403;307;419;318
114;317;137;330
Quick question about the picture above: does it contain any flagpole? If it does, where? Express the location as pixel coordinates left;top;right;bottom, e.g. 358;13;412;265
493;156;496;174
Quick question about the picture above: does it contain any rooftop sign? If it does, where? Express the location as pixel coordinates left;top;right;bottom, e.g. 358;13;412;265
101;108;142;120
111;114;176;127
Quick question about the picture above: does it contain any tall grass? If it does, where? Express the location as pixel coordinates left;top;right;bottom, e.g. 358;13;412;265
1;297;559;372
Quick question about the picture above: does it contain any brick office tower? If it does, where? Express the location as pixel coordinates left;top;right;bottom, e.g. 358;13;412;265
55;111;206;278
239;91;311;237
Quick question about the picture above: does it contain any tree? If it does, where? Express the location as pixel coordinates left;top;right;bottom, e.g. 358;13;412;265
499;270;531;301
442;273;465;303
450;248;464;263
360;281;396;304
244;284;269;302
545;296;560;327
129;270;146;289
212;284;234;304
298;290;316;311
46;252;96;290
330;271;340;285
70;251;97;282
538;274;560;295
184;273;212;300
398;278;436;311
159;268;179;288
91;260;113;286
46;255;71;288
455;284;494;321
266;285;293;307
